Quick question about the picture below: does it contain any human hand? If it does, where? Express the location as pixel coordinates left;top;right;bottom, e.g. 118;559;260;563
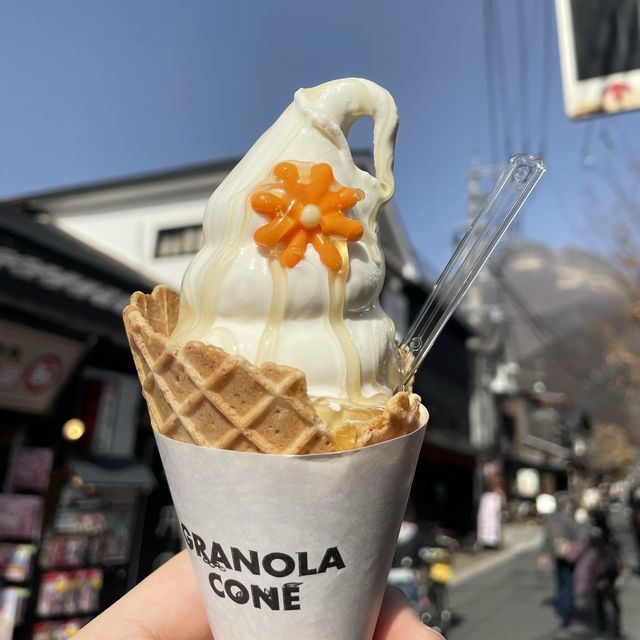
75;551;443;639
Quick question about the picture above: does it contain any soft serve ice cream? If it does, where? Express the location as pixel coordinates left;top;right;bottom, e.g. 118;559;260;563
171;78;408;435
124;77;424;453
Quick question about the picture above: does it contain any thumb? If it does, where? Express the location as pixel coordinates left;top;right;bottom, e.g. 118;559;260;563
373;586;444;640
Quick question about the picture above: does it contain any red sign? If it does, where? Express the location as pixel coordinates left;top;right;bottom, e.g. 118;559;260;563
0;320;82;414
22;354;64;394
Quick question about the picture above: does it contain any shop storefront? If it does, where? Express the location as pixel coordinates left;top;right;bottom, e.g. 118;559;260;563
0;212;173;640
413;439;477;535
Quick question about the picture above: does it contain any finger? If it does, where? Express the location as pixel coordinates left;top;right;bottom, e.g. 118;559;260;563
75;551;212;640
373;586;444;640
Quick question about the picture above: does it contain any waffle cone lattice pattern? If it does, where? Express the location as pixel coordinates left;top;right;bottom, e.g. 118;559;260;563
124;286;336;454
124;286;424;454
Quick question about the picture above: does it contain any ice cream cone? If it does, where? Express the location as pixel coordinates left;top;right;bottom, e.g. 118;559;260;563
154;417;427;640
123;285;424;454
121;77;430;640
124;285;428;640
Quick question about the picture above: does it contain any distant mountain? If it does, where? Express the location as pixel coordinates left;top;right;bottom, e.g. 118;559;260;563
495;242;634;435
499;242;624;360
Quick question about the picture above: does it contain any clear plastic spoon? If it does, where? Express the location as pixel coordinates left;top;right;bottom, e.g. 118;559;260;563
398;153;545;389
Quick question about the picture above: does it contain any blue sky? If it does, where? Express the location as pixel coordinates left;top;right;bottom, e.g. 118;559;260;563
1;0;639;270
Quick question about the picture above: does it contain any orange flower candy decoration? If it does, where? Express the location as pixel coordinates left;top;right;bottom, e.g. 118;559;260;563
250;161;364;271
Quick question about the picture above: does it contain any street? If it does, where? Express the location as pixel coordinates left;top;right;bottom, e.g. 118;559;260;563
447;515;640;640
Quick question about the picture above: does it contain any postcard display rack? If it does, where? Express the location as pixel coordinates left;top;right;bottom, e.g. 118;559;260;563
0;447;141;639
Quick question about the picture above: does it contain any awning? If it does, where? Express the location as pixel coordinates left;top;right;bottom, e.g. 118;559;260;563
0;209;153;345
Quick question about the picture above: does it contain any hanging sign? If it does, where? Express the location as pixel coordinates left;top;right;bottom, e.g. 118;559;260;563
0;319;83;414
556;0;640;117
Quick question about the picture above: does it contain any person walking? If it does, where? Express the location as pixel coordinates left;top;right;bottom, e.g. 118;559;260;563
571;533;597;627
629;481;640;573
476;474;505;550
538;492;583;630
591;508;624;638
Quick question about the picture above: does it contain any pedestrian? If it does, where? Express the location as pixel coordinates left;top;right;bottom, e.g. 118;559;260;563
538;492;583;630
476;474;505;550
571;506;604;630
629;481;640;573
591;508;623;638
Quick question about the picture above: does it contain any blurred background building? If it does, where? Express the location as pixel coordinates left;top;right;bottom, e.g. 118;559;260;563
1;0;640;638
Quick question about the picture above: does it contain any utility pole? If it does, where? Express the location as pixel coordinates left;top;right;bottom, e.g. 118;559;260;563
463;161;506;452
463;159;522;527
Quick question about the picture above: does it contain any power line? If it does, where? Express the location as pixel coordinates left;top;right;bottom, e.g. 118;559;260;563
492;1;514;158
537;0;553;158
484;1;550;161
483;0;499;165
516;0;529;151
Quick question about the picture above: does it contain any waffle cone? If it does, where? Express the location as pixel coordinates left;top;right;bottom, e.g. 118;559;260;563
123;286;424;454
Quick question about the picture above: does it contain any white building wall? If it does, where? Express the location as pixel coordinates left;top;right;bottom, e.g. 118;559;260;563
53;198;207;289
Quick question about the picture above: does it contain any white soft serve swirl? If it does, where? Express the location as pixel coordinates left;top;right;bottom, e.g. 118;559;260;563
171;78;402;406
